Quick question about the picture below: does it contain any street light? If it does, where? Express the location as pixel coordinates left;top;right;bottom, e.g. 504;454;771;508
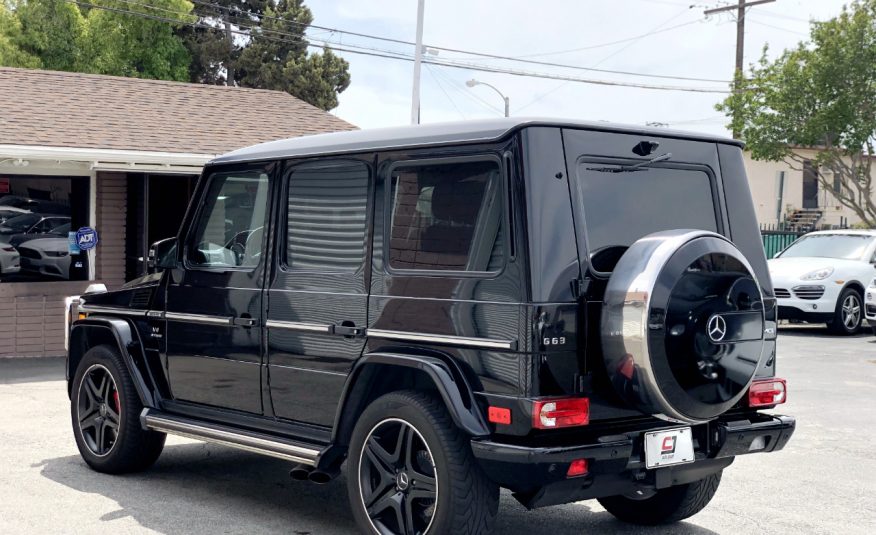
466;79;510;117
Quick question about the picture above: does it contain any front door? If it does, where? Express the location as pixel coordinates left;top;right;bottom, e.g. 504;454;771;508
803;161;819;209
266;158;372;426
165;163;275;414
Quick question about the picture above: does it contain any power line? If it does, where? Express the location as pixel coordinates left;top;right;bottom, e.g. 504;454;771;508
64;0;732;94
186;0;730;84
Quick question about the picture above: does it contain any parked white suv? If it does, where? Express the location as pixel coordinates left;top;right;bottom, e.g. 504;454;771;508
867;276;876;335
768;230;876;335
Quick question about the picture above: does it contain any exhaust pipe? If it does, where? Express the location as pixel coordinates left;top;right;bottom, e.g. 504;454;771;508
308;467;340;484
289;464;313;481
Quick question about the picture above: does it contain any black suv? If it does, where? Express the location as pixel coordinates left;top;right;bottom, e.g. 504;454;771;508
67;118;795;534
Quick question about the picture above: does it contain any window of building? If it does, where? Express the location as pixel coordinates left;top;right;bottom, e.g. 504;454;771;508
187;170;270;269
284;160;369;272
388;159;504;272
0;174;90;282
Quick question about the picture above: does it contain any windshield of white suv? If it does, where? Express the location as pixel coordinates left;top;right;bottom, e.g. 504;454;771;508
575;162;719;271
778;234;874;260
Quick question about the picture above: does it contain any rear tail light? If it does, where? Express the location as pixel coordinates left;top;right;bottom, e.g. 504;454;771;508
566;458;589;478
748;378;787;407
532;397;589;429
487;406;512;425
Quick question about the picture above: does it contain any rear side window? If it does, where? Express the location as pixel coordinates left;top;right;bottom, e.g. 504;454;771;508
575;161;718;269
388;159;503;272
285;160;369;272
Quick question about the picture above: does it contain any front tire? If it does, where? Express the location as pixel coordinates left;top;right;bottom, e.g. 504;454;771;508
598;472;722;525
828;288;863;335
71;344;166;474
347;391;499;535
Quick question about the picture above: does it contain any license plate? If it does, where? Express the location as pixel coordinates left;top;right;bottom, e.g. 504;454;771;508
644;427;695;469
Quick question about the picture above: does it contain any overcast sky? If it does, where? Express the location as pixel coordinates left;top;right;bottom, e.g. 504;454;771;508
306;0;851;137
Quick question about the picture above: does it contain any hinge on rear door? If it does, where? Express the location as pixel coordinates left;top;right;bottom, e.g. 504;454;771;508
571;277;591;300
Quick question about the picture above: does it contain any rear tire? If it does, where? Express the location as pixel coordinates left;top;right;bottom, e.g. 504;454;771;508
598;472;722;525
828;288;863;335
346;391;499;535
71;344;165;474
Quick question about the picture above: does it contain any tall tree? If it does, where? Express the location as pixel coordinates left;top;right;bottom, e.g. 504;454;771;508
182;0;350;110
14;0;85;71
78;0;194;81
718;0;876;226
0;2;41;68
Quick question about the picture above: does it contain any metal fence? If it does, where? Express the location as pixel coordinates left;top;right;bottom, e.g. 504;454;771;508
761;229;802;259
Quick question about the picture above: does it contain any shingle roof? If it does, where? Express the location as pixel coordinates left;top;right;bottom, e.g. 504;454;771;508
0;67;356;155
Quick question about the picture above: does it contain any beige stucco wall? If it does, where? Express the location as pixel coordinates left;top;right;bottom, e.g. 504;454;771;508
742;149;873;228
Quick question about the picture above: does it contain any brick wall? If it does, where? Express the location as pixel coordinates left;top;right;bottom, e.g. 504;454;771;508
95;172;127;289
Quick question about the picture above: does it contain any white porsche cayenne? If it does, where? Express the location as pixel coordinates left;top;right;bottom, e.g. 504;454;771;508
866;275;876;335
768;230;876;335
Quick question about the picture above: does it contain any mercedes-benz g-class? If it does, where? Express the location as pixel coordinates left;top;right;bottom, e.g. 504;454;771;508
67;118;795;534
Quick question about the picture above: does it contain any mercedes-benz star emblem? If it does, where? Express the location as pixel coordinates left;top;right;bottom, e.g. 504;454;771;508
707;315;728;343
396;472;410;491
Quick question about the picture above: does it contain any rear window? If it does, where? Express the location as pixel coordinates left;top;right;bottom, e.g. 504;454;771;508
575;162;718;270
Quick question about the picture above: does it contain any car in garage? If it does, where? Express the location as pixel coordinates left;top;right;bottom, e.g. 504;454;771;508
768;230;876;334
0;241;20;277
866;276;876;335
16;236;71;279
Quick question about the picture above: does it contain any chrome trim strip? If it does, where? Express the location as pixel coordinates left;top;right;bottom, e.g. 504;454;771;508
266;320;332;333
146;310;165;319
165;312;233;326
79;305;148;317
367;329;516;351
142;411;319;465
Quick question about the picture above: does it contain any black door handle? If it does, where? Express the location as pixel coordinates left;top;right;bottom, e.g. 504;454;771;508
331;322;364;337
233;317;259;327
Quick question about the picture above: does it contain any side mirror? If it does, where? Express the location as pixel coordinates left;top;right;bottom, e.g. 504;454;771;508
148;237;178;272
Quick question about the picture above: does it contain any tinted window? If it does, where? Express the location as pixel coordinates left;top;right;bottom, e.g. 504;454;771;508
188;171;270;268
779;234;874;260
285;160;369;272
576;162;718;267
389;159;503;272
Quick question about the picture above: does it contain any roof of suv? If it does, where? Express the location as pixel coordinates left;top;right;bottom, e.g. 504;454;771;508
210;117;742;164
804;229;876;237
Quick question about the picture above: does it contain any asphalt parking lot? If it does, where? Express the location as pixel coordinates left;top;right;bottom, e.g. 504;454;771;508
1;326;874;535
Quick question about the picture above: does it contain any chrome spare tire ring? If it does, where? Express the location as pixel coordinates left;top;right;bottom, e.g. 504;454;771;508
601;229;767;424
358;418;438;535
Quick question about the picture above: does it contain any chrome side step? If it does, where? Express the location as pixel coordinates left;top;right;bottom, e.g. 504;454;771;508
141;409;320;465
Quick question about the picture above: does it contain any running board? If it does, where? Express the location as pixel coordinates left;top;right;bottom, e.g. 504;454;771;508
141;409;321;465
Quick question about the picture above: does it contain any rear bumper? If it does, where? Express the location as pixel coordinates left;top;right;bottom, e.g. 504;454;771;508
471;413;795;509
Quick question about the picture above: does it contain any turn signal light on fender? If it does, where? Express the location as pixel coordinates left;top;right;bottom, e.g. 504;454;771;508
532;397;589;429
748;378;787;407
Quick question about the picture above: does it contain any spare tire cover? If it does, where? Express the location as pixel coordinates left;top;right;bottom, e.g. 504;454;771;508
601;230;766;424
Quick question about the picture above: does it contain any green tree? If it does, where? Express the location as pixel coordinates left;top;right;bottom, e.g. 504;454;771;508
0;2;41;68
14;0;85;71
182;0;350;110
79;0;194;81
718;0;876;226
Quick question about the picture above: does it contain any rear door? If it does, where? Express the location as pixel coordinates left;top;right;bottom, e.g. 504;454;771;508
266;157;372;426
164;163;275;414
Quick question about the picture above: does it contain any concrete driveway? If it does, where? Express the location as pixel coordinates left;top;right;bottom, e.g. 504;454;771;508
1;326;874;534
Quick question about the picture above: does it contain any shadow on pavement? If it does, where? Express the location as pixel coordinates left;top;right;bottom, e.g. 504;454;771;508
0;357;65;384
777;324;872;338
38;442;718;535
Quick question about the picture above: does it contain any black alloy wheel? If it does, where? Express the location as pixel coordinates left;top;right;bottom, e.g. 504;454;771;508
359;418;438;535
71;344;165;473
77;363;121;457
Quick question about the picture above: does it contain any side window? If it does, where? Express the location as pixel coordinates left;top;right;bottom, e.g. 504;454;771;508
284;160;369;272
388;159;503;272
187;170;270;269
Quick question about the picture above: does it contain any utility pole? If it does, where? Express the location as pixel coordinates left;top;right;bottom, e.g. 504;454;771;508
410;0;426;125
704;0;776;137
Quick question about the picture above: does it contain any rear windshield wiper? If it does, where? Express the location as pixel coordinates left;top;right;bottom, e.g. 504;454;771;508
586;152;673;173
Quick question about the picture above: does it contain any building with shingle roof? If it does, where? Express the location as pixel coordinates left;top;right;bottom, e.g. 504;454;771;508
0;67;355;357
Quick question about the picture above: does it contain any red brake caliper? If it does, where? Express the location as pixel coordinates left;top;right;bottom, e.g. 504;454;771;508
113;390;120;414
